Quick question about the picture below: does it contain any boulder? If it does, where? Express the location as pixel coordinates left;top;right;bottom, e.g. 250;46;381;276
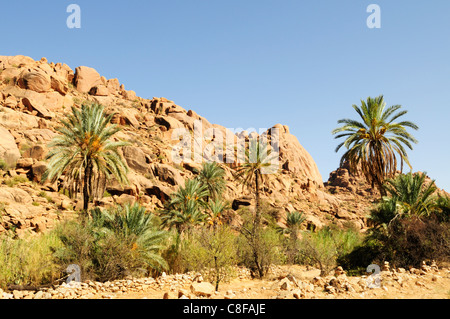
22;129;56;143
22;144;47;161
89;85;109;96
22;97;53;119
0;187;33;205
74;66;102;93
145;184;173;203
106;78;120;93
190;282;215;297
3;95;17;108
122;90;137;101
31;161;48;183
0;127;20;168
0;109;39;129
21;69;51;93
152;163;184;186
155;116;184;130
0;55;35;68
122;146;149;174
50;75;69;95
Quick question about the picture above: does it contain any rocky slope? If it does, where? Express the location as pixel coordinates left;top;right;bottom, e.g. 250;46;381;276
0;54;420;237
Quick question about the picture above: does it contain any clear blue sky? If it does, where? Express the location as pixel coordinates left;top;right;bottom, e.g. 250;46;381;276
2;0;449;190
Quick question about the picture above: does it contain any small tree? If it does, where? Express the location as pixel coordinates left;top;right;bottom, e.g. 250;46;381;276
180;226;237;291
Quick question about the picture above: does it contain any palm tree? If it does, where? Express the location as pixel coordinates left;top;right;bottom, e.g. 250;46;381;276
160;178;209;234
277;211;305;239
383;172;437;219
233;137;278;278
332;95;418;196
277;211;305;264
43;103;129;212
205;198;230;229
90;203;168;271
197;161;226;202
234;138;278;229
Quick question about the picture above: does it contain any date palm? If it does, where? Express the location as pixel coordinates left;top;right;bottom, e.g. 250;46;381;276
383;172;437;219
197;161;226;202
234;138;278;228
233;137;279;278
160;179;209;234
205;198;230;229
332;95;418;196
90;203;168;271
43;103;129;212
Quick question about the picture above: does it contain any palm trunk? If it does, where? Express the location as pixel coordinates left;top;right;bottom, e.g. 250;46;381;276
83;160;93;213
255;171;261;230
253;170;265;278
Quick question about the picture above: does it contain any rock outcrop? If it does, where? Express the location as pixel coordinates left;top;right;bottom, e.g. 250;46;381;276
0;54;392;235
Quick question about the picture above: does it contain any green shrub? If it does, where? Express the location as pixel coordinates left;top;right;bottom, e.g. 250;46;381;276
4;175;29;187
178;226;238;290
0;232;63;289
297;227;362;276
0;159;8;171
236;226;286;277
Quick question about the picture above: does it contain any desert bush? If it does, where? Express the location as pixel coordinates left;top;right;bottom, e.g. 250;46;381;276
0;232;62;289
178;226;238;290
236;225;286;277
3;175;29;187
0;159;8;171
297;226;362;276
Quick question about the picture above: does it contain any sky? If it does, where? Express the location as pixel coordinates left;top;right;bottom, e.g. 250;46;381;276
1;0;449;190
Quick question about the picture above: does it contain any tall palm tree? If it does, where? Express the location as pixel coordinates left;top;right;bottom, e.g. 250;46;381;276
234;138;278;229
332;95;418;196
197;161;226;202
233;137;278;278
43;103;129;212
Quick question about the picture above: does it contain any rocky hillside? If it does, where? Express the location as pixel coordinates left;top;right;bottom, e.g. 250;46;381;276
0;55;399;236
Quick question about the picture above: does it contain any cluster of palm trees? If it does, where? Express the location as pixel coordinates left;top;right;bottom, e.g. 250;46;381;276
42;95;448;276
159;162;228;234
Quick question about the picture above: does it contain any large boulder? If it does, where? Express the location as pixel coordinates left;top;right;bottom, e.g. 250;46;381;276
0;127;20;167
155;115;184;130
22;129;56;143
0;187;33;205
21;69;51;93
50;75;69;95
0;109;39;129
152;163;184;186
73;66;102;93
122;146;149;174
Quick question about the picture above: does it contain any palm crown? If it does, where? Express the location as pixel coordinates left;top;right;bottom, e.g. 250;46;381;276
332;95;418;194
